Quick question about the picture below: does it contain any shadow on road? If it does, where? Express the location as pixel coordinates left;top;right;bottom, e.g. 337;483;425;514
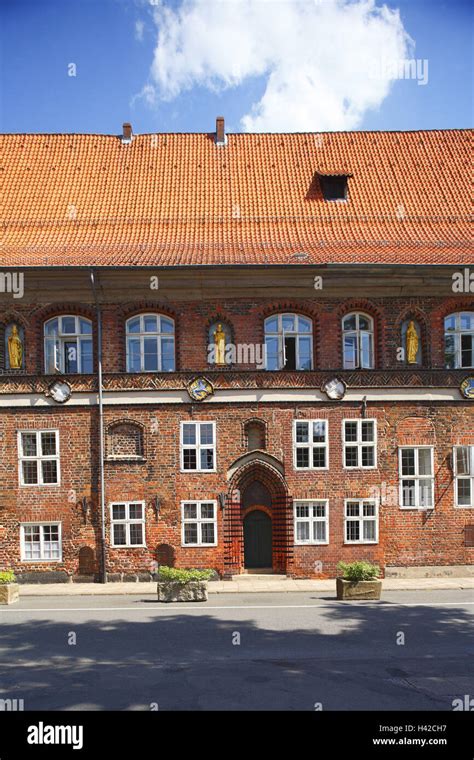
0;598;472;710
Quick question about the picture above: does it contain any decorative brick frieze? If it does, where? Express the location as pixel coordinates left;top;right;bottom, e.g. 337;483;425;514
0;369;471;395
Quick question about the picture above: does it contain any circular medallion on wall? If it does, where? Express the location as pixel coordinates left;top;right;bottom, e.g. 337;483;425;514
187;376;214;402
322;377;346;400
47;380;72;404
460;377;474;399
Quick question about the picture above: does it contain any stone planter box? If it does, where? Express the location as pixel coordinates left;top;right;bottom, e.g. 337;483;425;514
0;583;19;605
336;578;382;600
157;580;208;602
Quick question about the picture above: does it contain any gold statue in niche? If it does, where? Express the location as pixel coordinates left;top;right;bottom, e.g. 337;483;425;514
8;324;23;369
406;320;419;364
213;323;226;365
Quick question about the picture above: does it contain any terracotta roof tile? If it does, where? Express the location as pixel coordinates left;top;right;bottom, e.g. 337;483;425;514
0;129;472;267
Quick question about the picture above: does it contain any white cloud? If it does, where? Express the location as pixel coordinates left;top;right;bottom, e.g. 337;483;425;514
145;0;413;132
131;83;157;108
135;19;145;41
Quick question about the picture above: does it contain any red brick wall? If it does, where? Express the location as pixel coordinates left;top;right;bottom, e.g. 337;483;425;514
0;294;473;579
0;401;472;579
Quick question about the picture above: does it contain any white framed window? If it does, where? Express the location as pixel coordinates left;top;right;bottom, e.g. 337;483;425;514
344;500;378;544
264;313;313;371
444;312;474;369
294;420;328;469
44;315;93;374
180;421;216;472
453;445;474;508
110;502;146;547
18;430;60;486
126;314;175;373
343;419;377;469
342;312;374;369
20;523;62;561
294;500;329;545
181;501;218;546
399;447;434;509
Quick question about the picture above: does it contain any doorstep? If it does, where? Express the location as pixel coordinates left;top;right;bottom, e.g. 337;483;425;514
231;574;288;581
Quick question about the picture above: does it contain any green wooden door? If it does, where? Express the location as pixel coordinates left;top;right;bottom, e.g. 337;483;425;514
243;510;272;568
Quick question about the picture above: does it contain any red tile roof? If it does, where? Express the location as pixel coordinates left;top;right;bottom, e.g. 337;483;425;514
0;129;472;267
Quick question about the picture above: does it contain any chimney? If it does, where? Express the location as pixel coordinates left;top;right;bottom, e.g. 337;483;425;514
215;116;226;146
122;122;133;143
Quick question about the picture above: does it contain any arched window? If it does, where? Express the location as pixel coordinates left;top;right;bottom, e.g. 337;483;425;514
445;312;474;369
5;323;25;370
107;421;144;459
126;314;175;372
44;315;93;374
401;319;422;366
342;312;374;369
264;313;313;371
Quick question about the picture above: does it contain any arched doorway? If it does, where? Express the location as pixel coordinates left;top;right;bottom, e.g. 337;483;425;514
243;510;272;569
224;457;292;577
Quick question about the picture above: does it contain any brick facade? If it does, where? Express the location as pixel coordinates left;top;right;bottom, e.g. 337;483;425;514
1;293;473;581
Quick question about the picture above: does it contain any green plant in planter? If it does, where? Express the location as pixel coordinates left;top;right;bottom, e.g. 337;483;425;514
158;566;214;584
337;561;380;582
0;570;16;585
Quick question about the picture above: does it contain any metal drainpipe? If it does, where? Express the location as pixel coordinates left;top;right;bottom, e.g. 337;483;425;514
90;269;107;583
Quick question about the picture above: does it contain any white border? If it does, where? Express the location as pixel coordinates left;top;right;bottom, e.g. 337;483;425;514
0;387;467;407
343;498;379;544
125;313;175;373
17;430;61;487
453;444;474;508
293;419;329;471
293;499;329;545
264;313;314;371
342;418;377;470
109;501;146;548
20;522;62;562
398;446;435;509
179;420;216;473
181;499;218;547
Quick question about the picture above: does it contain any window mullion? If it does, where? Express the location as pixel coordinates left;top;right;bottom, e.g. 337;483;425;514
36;436;43;484
39;526;44;559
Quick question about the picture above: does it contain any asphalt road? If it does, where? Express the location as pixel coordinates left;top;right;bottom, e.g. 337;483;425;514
0;590;473;711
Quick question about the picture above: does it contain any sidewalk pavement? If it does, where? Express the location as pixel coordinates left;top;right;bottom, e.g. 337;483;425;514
16;576;474;596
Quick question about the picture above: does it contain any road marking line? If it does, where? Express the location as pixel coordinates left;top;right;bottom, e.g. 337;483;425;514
1;601;474;613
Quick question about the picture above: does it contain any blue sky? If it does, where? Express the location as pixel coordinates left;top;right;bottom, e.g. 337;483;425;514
0;0;472;134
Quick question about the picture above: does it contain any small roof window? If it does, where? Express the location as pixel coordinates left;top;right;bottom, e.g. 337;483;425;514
319;173;349;201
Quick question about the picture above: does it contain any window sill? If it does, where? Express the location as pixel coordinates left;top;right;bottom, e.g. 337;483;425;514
343;466;378;471
179;469;217;474
294;542;329;547
19;483;61;488
399;506;435;511
294;467;329;472
343;541;378;545
106;456;146;463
